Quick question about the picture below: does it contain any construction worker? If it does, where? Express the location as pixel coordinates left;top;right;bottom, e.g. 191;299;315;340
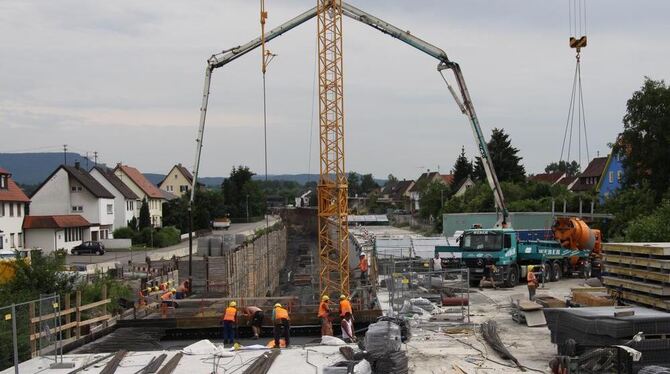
243;305;264;339
160;289;176;318
175;280;189;300
221;301;238;345
318;295;333;336
272;303;290;348
137;289;146;307
527;266;539;301
358;253;369;284
479;255;497;291
339;295;352;317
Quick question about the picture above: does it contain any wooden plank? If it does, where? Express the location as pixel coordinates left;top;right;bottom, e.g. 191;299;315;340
605;264;670;283
603;276;670;296
78;298;111;312
79;314;112;327
603;254;670;270
571;287;608;293
609;289;670;311
30;321;78;341
604;243;670;256
30;307;77;323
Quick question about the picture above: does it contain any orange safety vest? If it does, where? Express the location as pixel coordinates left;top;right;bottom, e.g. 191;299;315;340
223;307;237;322
527;270;537;286
274;307;289;321
160;292;172;301
339;299;352;317
318;301;330;318
359;258;369;272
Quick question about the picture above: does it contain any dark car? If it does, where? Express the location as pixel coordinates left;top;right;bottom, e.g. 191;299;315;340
71;241;105;256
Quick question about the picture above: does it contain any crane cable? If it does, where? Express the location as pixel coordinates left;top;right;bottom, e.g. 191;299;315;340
560;0;590;168
261;0;276;291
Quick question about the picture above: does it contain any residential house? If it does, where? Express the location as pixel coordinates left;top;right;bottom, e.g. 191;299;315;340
0;167;30;250
23;215;92;253
159;164;194;198
90;166;140;231
29;163;115;241
453;176;475;197
558;175;579;190
529;172;566;186
571;157;609;193
596;151;625;203
114;164;166;227
408;172;453;212
380;180;415;212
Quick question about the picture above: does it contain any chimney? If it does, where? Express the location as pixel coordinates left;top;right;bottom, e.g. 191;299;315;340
75;161;80;169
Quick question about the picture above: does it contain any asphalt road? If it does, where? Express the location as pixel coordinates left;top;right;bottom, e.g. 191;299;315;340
66;217;279;266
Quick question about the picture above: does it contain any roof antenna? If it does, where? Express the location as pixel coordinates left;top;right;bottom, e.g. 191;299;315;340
63;144;68;165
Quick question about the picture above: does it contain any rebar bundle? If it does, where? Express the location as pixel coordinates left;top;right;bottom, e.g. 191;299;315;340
480;320;525;371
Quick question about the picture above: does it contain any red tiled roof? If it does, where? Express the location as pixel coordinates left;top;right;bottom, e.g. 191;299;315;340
23;215;91;229
115;164;164;199
580;157;608;177
441;174;455;185
0;168;30;202
530;172;565;184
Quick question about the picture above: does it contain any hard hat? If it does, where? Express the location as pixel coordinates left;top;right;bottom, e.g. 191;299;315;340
171;288;176;293
359;253;365;257
528;266;534;271
274;303;282;308
229;301;237;307
145;288;152;293
153;286;159;291
322;295;330;301
340;295;347;300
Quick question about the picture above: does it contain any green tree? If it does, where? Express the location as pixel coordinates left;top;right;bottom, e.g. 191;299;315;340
360;174;379;194
348;172;362;196
473;128;526;183
127;216;138;231
601;184;657;240
222;166;265;218
419;181;451;220
544;160;580;176
619;78;670;200
386;174;398;185
626;200;670;241
138;198;151;229
451;146;473;188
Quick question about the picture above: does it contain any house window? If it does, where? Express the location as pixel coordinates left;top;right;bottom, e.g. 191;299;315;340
617;171;622;182
71;206;83;212
71;186;82;192
9;203;14;217
10;233;15;248
180;185;189;193
17;233;22;248
174;174;178;179
17;203;21;217
609;171;614;183
107;204;113;214
0;175;7;189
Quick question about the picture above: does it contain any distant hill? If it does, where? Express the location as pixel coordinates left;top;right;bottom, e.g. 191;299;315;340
0;152;95;185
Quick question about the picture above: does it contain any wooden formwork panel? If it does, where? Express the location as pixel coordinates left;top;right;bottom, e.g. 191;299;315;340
604;264;670;283
603;243;670;256
603;276;670;296
603;254;670;270
608;289;670;311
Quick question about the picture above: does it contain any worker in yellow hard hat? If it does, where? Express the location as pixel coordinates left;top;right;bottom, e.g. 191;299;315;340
318;295;333;336
159;288;176;318
527;266;539;301
339;295;352;317
272;303;290;348
221;301;238;345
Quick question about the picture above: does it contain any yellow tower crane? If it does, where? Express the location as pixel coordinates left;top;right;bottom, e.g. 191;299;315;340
316;0;349;298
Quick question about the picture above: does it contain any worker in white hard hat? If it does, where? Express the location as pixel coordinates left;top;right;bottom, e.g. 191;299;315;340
318;295;333;336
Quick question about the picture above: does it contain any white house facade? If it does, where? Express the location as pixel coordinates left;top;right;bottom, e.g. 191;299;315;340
114;164;165;227
90;166;139;231
23;215;92;253
0;167;30;250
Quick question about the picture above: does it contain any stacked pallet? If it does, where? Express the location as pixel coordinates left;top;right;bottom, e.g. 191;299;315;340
602;242;670;311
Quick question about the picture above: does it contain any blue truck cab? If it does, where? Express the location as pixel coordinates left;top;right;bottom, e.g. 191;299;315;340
436;228;592;287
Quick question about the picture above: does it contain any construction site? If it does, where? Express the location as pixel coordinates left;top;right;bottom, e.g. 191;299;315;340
2;1;670;374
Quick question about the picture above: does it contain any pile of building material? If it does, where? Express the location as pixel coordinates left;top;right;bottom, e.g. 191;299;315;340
545;306;670;370
602;242;670;311
364;321;408;374
571;287;615;307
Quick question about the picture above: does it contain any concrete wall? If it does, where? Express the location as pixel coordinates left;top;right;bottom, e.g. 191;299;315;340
100;238;132;249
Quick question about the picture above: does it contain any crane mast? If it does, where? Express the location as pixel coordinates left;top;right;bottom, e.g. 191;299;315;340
317;0;349;297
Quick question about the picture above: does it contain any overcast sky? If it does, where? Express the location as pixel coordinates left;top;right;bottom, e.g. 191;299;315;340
1;0;668;180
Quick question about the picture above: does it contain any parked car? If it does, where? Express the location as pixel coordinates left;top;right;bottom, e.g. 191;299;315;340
71;241;105;255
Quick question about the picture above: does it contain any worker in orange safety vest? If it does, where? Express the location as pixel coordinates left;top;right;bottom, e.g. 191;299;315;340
221;301;238;345
160;289;176;318
527;266;539;301
358;253;369;284
339;294;353;317
318;295;333;336
272;303;290;348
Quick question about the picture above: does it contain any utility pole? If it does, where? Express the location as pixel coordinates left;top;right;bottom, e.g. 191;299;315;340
85;152;89;170
246;194;250;223
63;144;68;165
94;151;98;166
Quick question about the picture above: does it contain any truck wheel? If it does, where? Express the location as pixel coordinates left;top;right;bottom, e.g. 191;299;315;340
504;266;519;288
544;262;554;282
469;279;480;288
551;261;562;282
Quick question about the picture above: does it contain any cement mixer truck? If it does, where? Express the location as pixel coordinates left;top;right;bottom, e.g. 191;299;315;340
435;217;601;287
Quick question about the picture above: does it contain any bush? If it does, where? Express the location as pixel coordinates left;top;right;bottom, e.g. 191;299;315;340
132;227;154;246
113;227;135;239
79;274;134;316
625;200;670;242
154;226;181;248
